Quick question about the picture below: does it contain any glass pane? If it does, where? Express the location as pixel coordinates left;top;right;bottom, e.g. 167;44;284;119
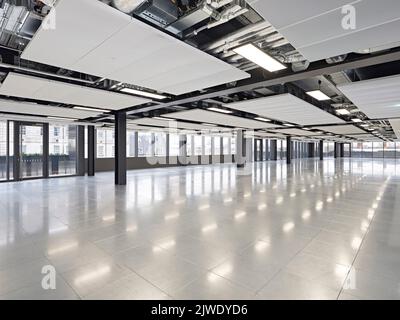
213;136;221;155
204;136;212;155
352;142;363;158
154;132;166;156
186;135;193;156
127;130;136;157
138;132;153;157
362;142;373;158
231;135;236;155
20;123;43;179
373;142;383;158
8;122;13;180
384;142;396;159
223;137;230;154
49;124;77;176
96;128;114;158
169;133;180;157
194;135;202;156
0;120;6;181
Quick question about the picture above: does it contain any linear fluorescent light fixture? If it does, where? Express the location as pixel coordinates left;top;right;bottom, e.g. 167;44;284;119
47;116;77;121
73;106;110;113
120;88;167;100
207;107;232;114
335;108;350;115
351;118;363;123
152;116;175;121
283;123;295;127
306;90;331;101
254;117;271;122
233;44;287;72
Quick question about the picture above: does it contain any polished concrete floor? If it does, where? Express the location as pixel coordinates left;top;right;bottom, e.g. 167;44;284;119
1;158;400;300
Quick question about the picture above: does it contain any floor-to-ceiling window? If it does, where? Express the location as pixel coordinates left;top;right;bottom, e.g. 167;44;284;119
49;124;77;176
154;132;166;156
363;142;373;158
127;130;136;157
373;142;384;158
97;128;114;158
138;131;153;157
0;121;6;181
169;133;180;157
384;142;396;159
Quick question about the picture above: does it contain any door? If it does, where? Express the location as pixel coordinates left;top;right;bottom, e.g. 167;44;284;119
16;122;45;180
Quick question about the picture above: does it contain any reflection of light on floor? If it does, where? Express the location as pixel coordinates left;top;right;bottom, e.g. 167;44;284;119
258;203;267;210
283;222;295;232
243;193;251;198
47;241;78;256
49;225;69;234
361;220;369;232
316;201;324;211
234;211;246;220
351;237;362;250
207;272;221;283
198;204;210;211
74;265;111;286
302;210;311;220
102;215;115;222
368;209;375;220
164;212;180;221
326;197;333;203
224;198;233;204
290;192;296;198
126;224;138;232
276;196;283;205
154;240;175;252
254;240;269;252
334;264;350;277
202;223;218;233
214;264;233;277
174;199;185;205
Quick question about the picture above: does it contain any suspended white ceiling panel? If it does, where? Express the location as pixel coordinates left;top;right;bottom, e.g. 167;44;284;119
166;109;279;129
21;0;249;95
312;125;365;135
129;118;231;131
337;74;400;119
0;99;100;119
269;128;322;136
225;93;344;125
0;72;149;110
251;0;400;62
389;120;400;140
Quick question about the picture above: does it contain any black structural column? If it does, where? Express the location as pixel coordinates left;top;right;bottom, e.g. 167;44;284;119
43;123;49;178
270;140;277;160
77;125;85;176
339;143;345;158
115;112;127;185
236;129;246;168
308;142;315;158
334;142;338;158
179;134;187;165
319;140;324;161
88;125;96;176
286;136;292;164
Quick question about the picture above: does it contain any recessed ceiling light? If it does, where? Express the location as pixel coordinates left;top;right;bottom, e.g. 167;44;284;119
254;117;271;122
207;107;232;114
73;106;110;113
351;118;363;123
335;108;350;115
47;116;77;121
233;44;287;72
152;116;175;121
306;90;331;101
120;88;167;100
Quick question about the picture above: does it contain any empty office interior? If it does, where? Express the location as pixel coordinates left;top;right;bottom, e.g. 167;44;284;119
0;0;400;301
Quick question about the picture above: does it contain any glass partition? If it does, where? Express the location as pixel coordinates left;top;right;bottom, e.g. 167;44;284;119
383;142;396;159
373;142;384;158
49;124;77;176
154;132;166;156
169;133;180;156
362;142;373;158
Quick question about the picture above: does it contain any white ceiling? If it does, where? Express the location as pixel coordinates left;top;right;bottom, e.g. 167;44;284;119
337;74;400;119
129;117;232;132
21;0;249;95
224;93;344;125
389;119;400;140
165;109;279;129
0;72;149;110
0;99;101;119
269;128;322;136
251;0;400;62
312;124;366;135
